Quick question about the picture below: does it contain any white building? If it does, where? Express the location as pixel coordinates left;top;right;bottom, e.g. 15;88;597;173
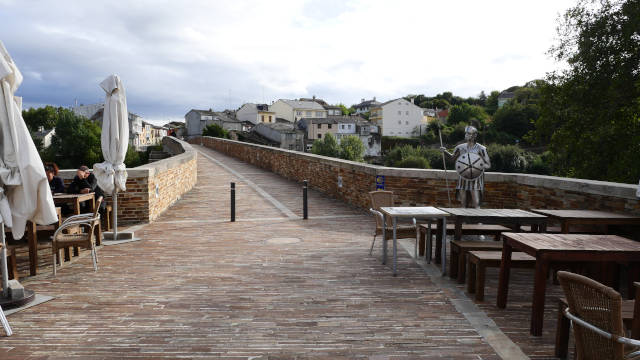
352;97;380;114
236;103;276;124
269;99;327;123
369;98;425;137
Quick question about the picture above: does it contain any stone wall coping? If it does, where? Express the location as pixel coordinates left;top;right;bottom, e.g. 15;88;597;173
202;136;640;201
57;137;196;180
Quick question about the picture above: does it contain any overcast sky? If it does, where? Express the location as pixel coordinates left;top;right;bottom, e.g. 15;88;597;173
1;0;574;125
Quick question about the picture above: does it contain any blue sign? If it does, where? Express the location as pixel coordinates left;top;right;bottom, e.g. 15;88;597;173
375;175;385;190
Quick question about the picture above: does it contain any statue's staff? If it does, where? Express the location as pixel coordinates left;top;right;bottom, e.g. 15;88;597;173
436;111;452;206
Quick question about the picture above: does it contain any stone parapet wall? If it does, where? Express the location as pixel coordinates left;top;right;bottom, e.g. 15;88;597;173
192;136;640;216
58;137;197;224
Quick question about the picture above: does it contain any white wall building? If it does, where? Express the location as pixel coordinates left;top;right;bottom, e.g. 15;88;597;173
269;99;327;123
369;98;424;137
236;103;276;124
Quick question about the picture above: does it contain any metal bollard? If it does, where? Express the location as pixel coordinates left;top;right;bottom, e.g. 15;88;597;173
230;182;235;222
303;180;308;220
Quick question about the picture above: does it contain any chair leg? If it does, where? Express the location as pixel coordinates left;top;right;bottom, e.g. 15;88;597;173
52;251;57;276
369;235;377;255
91;245;98;271
0;305;12;337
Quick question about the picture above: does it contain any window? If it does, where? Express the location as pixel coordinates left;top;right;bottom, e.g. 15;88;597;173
306;111;312;116
316;111;323;117
201;115;213;120
398;120;401;124
341;125;345;129
406;121;409;125
406;111;409;115
317;134;322;139
328;124;332;129
269;116;272;122
296;111;302;116
261;115;265;122
289;144;294;150
317;124;321;129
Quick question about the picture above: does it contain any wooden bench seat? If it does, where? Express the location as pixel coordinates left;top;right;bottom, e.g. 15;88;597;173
418;223;510;263
450;240;504;283
467;250;535;302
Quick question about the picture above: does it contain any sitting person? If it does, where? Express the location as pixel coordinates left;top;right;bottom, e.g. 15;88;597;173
44;162;65;194
67;165;105;212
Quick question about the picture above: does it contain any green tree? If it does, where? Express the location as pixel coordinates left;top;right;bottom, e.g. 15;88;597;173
447;103;488;126
337;104;354;115
22;105;61;132
124;145;143;168
311;133;340;157
532;0;640;182
339;135;365;162
485;90;500;115
492;102;538;139
202;123;229;138
44;110;102;169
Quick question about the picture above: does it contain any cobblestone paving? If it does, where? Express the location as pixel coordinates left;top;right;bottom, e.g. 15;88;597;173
1;146;545;359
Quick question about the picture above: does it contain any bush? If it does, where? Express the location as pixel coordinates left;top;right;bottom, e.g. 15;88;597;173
124;145;145;168
339;135;365;162
486;144;527;173
311;133;340;158
202;123;229;138
423;148;455;170
396;155;429;169
384;145;431;168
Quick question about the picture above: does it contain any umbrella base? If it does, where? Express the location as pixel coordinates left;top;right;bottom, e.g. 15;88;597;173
103;231;135;240
0;289;35;310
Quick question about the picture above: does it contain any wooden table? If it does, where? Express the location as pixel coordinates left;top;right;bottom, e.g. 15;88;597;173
497;232;640;336
379;207;449;276
531;209;640;233
436;208;548;264
53;193;96;215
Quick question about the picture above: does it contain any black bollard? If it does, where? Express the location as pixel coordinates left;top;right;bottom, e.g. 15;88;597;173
230;182;236;222
303;180;308;220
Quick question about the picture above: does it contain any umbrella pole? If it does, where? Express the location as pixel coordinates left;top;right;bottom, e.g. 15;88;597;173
1;223;8;299
113;189;118;241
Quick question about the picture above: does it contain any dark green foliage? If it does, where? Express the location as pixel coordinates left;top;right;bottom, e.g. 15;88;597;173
447;103;488;127
422;148;455;170
396;156;429;169
381;136;421;152
311;133;340;158
485;144;550;175
124;145;144;168
43;110;103;169
530;0;640;183
339;135;365;162
492;102;538;140
384;145;431;168
337;104;355;115
22;105;61;132
202;123;229;138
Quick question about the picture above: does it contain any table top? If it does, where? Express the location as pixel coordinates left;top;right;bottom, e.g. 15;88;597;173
531;209;640;221
439;208;547;219
380;206;449;218
502;232;640;254
53;193;95;201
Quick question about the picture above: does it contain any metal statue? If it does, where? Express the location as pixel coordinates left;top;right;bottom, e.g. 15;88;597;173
440;126;491;208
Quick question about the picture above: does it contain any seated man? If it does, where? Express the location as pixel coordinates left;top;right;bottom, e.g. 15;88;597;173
66;165;105;212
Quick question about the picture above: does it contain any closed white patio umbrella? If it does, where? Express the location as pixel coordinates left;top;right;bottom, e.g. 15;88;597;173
0;40;58;335
93;74;129;241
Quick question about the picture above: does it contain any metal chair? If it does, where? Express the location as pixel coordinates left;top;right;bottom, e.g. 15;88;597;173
368;190;417;255
52;197;103;276
557;271;640;359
